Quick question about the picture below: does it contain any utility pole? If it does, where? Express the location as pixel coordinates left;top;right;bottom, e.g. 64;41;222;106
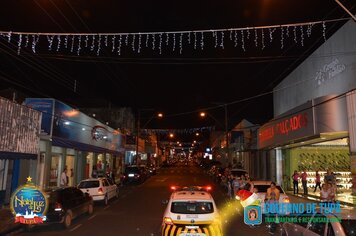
224;104;230;166
135;110;140;165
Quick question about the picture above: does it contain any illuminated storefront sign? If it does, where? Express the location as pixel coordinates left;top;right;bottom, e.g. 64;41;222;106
10;177;48;224
258;106;314;149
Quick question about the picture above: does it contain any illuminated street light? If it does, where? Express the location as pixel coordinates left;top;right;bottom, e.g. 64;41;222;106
195;132;199;136
158;113;163;118
169;133;174;138
193;140;197;143
176;141;180;144
200;112;206;117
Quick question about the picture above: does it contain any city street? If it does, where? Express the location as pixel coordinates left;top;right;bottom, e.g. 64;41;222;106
16;163;289;236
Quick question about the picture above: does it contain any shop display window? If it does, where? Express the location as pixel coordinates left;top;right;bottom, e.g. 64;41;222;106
50;155;62;187
85;152;94;179
288;141;351;191
66;155;75;186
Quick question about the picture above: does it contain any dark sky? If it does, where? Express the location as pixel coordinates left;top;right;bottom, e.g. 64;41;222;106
0;0;355;130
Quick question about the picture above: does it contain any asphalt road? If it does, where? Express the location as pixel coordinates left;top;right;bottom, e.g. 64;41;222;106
17;163;308;236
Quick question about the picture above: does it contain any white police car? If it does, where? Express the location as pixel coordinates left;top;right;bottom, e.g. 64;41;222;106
162;186;222;236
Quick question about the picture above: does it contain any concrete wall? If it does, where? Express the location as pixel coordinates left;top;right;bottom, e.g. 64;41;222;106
274;20;356;116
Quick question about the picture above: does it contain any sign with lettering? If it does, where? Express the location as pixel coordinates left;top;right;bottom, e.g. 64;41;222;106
258;102;314;149
0;97;41;154
10;177;48;224
315;59;345;86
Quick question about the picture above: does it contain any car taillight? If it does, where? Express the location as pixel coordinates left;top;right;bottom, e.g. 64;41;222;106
205;186;212;191
54;202;62;212
170;185;180;191
98;187;104;194
283;197;290;203
163;217;173;225
134;174;140;178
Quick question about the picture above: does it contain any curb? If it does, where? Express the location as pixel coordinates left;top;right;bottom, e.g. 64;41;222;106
287;191;355;207
0;224;23;236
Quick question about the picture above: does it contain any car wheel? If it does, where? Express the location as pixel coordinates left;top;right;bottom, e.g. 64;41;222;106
63;211;72;229
103;195;108;206
87;203;93;215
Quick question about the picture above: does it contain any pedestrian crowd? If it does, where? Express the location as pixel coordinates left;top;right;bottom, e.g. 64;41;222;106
208;166;254;199
291;169;336;202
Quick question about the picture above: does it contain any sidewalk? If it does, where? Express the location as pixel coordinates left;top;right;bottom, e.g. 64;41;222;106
286;190;355;208
0;207;21;236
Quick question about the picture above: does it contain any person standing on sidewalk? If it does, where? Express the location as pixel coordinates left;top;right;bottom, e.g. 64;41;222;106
60;168;68;187
314;171;321;192
301;170;308;195
292;170;299;194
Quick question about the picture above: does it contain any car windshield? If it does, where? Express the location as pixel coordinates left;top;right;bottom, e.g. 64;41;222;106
78;180;99;188
254;184;284;194
171;201;214;214
341;219;356;235
125;167;139;173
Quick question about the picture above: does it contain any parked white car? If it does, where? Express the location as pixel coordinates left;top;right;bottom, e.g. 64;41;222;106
78;178;118;205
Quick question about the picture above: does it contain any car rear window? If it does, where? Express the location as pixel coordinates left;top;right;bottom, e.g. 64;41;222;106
78;180;99;188
46;191;59;203
171;201;214;214
254;185;284;194
125;167;139;173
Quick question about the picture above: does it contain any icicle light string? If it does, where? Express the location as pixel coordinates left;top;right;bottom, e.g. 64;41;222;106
1;18;350;56
117;35;122;55
132;34;136;52
158;33;162;54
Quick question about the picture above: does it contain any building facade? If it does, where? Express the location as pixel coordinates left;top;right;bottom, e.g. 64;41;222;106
0;97;41;205
25;98;126;188
258;20;356;203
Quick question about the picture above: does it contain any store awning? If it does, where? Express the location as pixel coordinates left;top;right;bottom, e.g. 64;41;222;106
0;152;37;160
51;137;122;155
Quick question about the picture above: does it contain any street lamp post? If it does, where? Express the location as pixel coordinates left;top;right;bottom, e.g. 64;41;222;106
200;104;230;165
135;109;162;165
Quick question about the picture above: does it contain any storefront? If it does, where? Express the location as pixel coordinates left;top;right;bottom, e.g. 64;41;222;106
25;98;125;188
0;97;41;205
258;94;354;203
259;20;356;205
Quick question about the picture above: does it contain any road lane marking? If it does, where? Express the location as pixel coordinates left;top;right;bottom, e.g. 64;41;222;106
88;214;97;221
104;205;110;210
69;224;82;232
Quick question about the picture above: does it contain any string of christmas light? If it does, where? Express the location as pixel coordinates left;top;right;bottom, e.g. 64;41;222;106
0;18;350;56
141;126;215;135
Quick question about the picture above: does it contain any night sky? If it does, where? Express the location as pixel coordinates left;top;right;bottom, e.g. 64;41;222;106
0;0;355;130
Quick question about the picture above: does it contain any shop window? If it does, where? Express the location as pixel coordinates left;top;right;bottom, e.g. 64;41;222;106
50;155;62;187
66;155;75;186
86;152;94;179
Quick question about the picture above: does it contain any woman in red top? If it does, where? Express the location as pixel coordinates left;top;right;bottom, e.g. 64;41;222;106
292;170;299;194
314;171;321;192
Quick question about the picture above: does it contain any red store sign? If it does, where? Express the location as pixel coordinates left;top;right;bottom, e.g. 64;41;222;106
258;110;313;149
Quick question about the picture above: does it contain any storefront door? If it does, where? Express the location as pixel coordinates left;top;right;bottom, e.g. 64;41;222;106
66;155;75;186
50;154;62;187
